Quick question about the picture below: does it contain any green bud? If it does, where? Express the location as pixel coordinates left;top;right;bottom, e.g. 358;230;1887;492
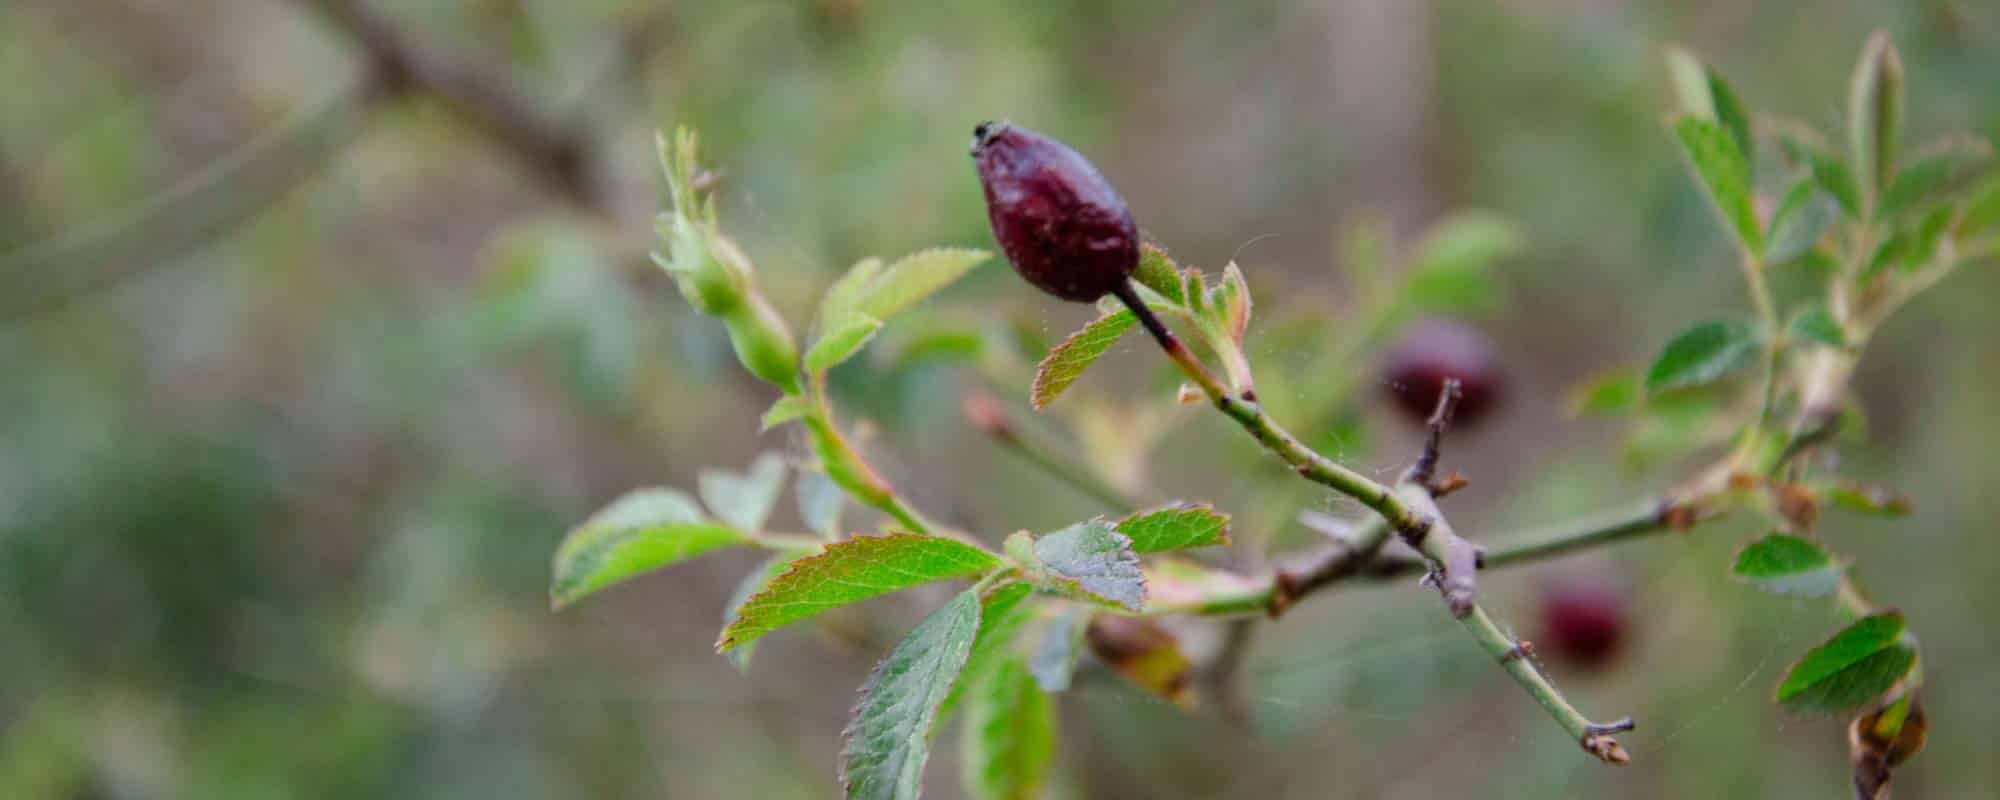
655;213;749;315
723;293;802;394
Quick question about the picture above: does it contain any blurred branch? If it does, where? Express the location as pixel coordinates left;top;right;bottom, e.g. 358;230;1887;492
299;0;609;211
0;84;374;322
960;389;1140;513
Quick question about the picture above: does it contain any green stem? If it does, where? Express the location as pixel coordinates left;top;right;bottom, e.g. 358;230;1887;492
1460;605;1634;763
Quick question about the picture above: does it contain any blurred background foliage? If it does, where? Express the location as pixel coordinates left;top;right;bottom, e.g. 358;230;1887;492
1;0;1997;797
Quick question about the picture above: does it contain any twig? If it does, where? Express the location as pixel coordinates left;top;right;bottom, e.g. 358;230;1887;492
961;389;1139;513
1109;278;1633;764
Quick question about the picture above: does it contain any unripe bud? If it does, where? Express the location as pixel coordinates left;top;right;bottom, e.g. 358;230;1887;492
971;121;1139;302
723;293;802;395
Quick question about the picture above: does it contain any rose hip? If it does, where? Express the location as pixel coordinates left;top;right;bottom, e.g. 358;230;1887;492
971;121;1139;303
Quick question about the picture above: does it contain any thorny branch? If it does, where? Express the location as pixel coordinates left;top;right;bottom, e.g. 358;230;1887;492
1110;280;1636;765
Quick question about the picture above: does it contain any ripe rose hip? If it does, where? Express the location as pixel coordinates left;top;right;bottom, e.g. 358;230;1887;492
1382;317;1504;426
1537;575;1628;671
971;121;1139;302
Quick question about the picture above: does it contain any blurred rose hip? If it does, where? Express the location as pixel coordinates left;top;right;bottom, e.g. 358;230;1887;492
1537;574;1629;671
971;121;1139;302
1382;317;1504;426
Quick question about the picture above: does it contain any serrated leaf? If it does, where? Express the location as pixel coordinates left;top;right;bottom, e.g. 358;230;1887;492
1133;244;1188;306
1766;179;1839;265
841;588;982;800
1787;305;1847;348
1085;615;1195;709
1732;533;1847;596
1878;138;1991;218
723;547;818;669
551;489;747;608
796;466;847;538
944;582;1037;718
762;395;814;431
821;257;886;330
1567;367;1642;417
807;314;885;374
718;534;1001;651
1027;520;1146;612
960;657;1055;800
698;452;788;532
1674;116;1763;255
1404;211;1520;313
1114;503;1231;553
1645;319;1761;394
857;248;992;322
1778;613;1917;712
1029;609;1088;692
1030;310;1138;409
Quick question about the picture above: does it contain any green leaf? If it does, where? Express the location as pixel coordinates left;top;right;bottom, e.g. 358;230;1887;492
944;582;1038;718
857;248;992;322
1664;47;1716;120
551;489;747;608
1567;367;1642;417
1027;521;1146;612
807;314;885;374
820;257;886;330
1862;231;1911;280
1878;138;1992;218
1404;211;1520;313
1765;179;1839;265
762;395;814;431
1731;533;1847;597
1114;503;1231;553
1029;609;1088;692
1778;613;1917;712
795;466;847;538
1133;244;1188;306
1849;31;1904;200
1707;67;1754;166
840;588;982;800
1786;305;1847;348
1961;174;2000;240
1210;263;1253;343
960;657;1056;800
1645;320;1762;394
1674;116;1763;255
1030;310;1138;410
718;534;1001;652
722;547;818;669
698;452;788;532
1906;205;1955;268
1786;138;1864;218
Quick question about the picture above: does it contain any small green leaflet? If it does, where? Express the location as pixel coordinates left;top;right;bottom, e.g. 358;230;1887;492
1132;244;1188;306
807;314;885;374
1645;319;1761;394
820;257;886;330
1674;115;1763;256
718;534;1000;651
1114;503;1231;553
1567;367;1641;417
762;395;814;431
1786;137;1863;218
698;452;788;532
1024;521;1146;612
1030;310;1137;409
1877;137;1991;218
1786;305;1847;349
840;588;982;800
1827;482;1911;517
1777;612;1917;713
1765;179;1838;266
959;656;1055;800
722;546;818;669
1661;45;1753;159
943;582;1038;718
551;488;747;608
1731;533;1847;597
857;248;992;322
1848;31;1903;197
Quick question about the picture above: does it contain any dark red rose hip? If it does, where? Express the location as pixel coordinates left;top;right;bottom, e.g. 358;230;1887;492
971;121;1139;302
1537;574;1629;671
1382;317;1504;427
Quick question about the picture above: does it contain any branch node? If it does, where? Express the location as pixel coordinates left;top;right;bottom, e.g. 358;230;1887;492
1500;640;1536;663
1403;378;1463;489
1581;718;1637;766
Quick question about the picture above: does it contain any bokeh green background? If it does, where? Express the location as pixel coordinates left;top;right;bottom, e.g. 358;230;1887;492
2;1;1996;797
